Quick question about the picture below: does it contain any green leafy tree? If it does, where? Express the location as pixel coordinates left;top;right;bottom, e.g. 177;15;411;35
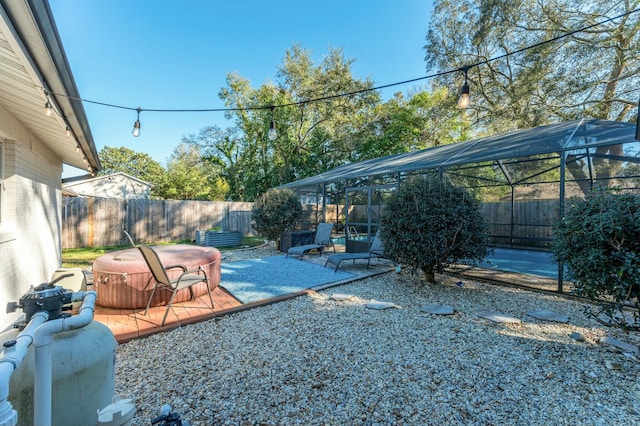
425;0;640;193
218;44;380;199
553;187;640;328
154;144;228;200
98;146;167;196
425;0;639;129
182;126;244;200
380;176;490;283
251;188;303;243
354;89;471;161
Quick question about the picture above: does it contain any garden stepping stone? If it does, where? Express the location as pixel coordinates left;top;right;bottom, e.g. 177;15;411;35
597;313;640;328
599;336;639;354
569;331;586;342
420;304;455;315
476;311;522;324
526;309;569;323
330;293;355;301
366;300;400;310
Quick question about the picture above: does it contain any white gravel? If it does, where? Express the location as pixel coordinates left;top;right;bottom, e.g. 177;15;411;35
115;248;640;425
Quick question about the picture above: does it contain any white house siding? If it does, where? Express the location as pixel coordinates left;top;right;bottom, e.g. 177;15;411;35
0;105;63;331
65;174;152;199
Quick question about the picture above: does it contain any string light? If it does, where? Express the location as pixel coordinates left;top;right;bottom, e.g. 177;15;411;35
65;124;71;136
132;107;141;137
43;88;55;116
39;8;637;136
458;66;471;109
268;106;277;141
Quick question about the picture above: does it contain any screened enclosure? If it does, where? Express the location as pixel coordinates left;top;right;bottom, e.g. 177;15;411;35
279;118;640;290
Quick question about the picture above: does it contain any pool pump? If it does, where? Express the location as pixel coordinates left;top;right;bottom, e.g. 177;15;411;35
6;275;75;328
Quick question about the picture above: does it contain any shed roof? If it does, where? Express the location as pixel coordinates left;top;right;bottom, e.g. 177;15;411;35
280;119;637;189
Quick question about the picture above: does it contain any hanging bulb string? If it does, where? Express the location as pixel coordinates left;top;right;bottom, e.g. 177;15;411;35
268;106;277;140
42;8;637;115
457;66;471;109
132;107;142;137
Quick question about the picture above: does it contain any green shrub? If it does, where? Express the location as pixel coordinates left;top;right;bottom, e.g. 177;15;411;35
381;176;490;283
553;187;640;328
251;188;303;242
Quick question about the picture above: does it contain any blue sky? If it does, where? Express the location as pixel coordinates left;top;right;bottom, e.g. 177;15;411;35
50;1;434;176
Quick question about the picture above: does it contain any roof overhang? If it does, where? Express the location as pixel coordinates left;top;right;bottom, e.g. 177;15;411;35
0;0;99;172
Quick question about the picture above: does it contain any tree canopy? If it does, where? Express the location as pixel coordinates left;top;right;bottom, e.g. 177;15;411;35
425;0;640;194
101;2;639;202
425;0;639;132
154;144;229;200
185;45;468;200
98;146;166;182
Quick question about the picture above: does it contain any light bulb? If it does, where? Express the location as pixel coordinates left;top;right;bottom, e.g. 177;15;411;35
132;120;141;137
45;101;53;116
65;125;71;137
268;120;277;141
458;82;470;109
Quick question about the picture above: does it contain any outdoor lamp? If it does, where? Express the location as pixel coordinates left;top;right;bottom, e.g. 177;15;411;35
457;66;471;109
458;81;470;109
268;119;277;141
45;100;53;116
268;106;277;141
132;107;141;137
132;120;141;137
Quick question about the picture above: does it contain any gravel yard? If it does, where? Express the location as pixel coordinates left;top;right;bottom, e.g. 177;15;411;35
115;247;640;425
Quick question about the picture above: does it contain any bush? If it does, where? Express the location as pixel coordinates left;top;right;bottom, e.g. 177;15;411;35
251;188;303;243
553;187;640;328
381;176;490;283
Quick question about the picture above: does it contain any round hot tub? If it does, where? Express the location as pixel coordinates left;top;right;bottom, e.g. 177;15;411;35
92;245;221;309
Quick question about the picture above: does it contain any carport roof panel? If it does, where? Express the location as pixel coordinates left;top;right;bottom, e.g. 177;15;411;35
280;119;637;189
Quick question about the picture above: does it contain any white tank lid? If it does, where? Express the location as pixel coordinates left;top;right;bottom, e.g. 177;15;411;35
96;398;136;426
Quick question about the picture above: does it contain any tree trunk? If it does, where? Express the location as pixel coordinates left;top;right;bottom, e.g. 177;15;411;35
421;265;436;283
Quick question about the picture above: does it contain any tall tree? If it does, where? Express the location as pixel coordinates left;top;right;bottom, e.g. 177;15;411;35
425;0;640;131
217;44;380;199
425;0;640;193
354;89;472;161
98;146;168;197
153;144;228;200
183;126;246;200
98;146;166;180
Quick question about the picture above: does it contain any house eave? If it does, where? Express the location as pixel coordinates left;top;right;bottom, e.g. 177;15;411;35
0;0;100;172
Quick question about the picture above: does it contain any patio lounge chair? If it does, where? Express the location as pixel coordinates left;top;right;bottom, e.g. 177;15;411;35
138;244;214;326
286;222;334;259
324;230;387;272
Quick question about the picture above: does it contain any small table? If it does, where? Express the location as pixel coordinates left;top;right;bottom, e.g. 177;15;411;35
93;245;221;309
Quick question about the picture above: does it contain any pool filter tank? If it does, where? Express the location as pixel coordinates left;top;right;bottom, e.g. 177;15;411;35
2;279;117;426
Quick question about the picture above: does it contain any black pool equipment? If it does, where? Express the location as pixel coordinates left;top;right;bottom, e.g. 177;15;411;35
6;274;75;328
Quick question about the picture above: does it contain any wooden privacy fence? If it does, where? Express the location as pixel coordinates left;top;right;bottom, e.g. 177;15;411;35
483;199;559;248
62;197;254;249
62;197;560;249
